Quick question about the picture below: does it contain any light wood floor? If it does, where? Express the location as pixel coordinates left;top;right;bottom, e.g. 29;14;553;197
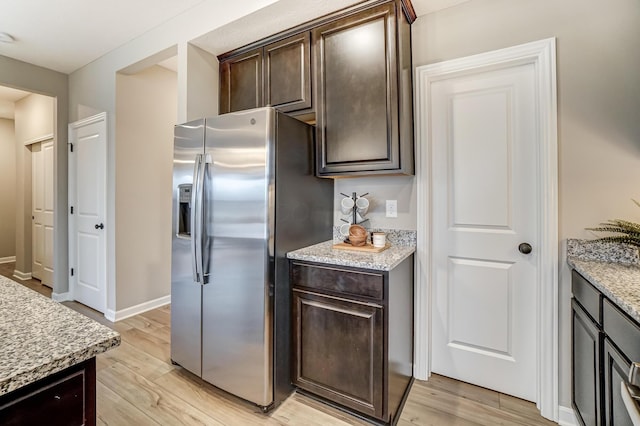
0;262;557;425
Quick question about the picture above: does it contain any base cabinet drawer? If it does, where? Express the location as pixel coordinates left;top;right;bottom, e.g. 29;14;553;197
290;261;384;300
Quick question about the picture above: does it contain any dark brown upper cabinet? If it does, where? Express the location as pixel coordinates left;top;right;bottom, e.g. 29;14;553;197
219;48;263;114
219;32;311;115
265;33;312;113
218;0;416;177
314;1;414;177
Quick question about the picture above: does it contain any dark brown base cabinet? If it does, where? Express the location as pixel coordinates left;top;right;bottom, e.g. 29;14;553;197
0;358;96;426
291;256;414;425
571;270;637;426
572;298;602;426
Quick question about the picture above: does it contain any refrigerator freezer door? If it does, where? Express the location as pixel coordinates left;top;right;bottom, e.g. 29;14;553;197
171;119;205;376
202;108;274;407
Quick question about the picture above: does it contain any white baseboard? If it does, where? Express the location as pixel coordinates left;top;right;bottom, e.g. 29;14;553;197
558;405;578;426
0;256;16;264
52;292;73;302
105;295;171;322
12;270;32;280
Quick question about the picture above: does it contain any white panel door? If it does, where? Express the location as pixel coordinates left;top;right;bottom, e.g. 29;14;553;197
69;115;106;313
32;143;44;281
31;140;55;286
431;63;538;401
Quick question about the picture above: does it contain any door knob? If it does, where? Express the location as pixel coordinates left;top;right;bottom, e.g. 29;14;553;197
95;223;104;230
518;243;532;254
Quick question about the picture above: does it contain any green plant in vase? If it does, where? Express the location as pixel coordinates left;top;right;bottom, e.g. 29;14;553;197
586;200;640;248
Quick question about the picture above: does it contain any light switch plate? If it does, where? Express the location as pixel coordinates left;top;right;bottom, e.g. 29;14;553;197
386;200;397;218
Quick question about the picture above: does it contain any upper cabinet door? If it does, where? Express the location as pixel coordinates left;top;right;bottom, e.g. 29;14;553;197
314;2;412;176
219;48;263;114
265;32;312;113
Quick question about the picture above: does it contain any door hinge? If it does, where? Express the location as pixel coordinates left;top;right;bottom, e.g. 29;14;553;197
70;268;74;276
69;143;74;152
70;206;74;214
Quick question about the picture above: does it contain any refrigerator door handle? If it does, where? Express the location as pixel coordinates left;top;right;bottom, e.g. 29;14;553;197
191;154;203;283
201;153;212;284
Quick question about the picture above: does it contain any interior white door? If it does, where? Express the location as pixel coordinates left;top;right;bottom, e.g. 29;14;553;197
31;140;55;286
430;63;538;401
69;114;107;313
32;143;43;281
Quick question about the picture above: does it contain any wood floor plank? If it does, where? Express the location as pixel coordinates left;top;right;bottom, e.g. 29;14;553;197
121;315;171;343
138;306;171;325
96;381;159;426
407;380;542;426
119;326;171;363
398;399;482;426
99;362;224;426
153;368;284;425
424;374;500;409
499;393;558;425
97;340;175;381
271;392;368;426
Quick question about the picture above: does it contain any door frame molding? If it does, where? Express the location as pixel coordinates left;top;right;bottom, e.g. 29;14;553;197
67;112;108;312
414;38;558;420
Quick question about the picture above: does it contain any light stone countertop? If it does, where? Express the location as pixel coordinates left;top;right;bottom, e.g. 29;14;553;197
568;258;640;324
567;239;640;324
0;275;120;396
287;240;415;271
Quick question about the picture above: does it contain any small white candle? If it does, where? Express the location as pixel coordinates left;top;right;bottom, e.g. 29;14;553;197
372;232;386;247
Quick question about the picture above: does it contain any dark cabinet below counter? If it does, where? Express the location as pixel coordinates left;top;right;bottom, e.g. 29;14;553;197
290;255;414;425
571;270;639;426
0;358;96;426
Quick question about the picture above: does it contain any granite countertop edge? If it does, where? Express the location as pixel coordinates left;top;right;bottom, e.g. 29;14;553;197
287;240;416;271
568;256;640;324
0;275;121;396
0;334;121;396
567;239;640;323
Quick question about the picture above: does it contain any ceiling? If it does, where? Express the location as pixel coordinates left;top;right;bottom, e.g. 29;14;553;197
0;0;469;75
0;86;31;119
0;0;469;118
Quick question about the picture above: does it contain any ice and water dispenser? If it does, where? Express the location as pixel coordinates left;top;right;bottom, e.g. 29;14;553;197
177;184;192;237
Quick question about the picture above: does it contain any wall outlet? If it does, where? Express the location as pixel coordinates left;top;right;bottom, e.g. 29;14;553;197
386;200;398;218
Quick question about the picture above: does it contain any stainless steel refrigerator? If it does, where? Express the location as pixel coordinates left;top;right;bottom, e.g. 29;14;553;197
171;107;333;410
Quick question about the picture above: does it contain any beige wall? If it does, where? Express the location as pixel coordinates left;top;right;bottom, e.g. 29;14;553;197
115;66;177;310
13;93;55;275
0;55;68;294
334;176;416;229
15;94;54;144
411;0;640;409
0;119;16;259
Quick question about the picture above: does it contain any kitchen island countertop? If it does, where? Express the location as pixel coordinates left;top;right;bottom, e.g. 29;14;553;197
287;240;415;271
0;275;120;396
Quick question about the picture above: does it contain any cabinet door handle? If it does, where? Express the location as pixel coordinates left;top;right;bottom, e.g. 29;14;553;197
629;362;640;386
95;223;104;230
